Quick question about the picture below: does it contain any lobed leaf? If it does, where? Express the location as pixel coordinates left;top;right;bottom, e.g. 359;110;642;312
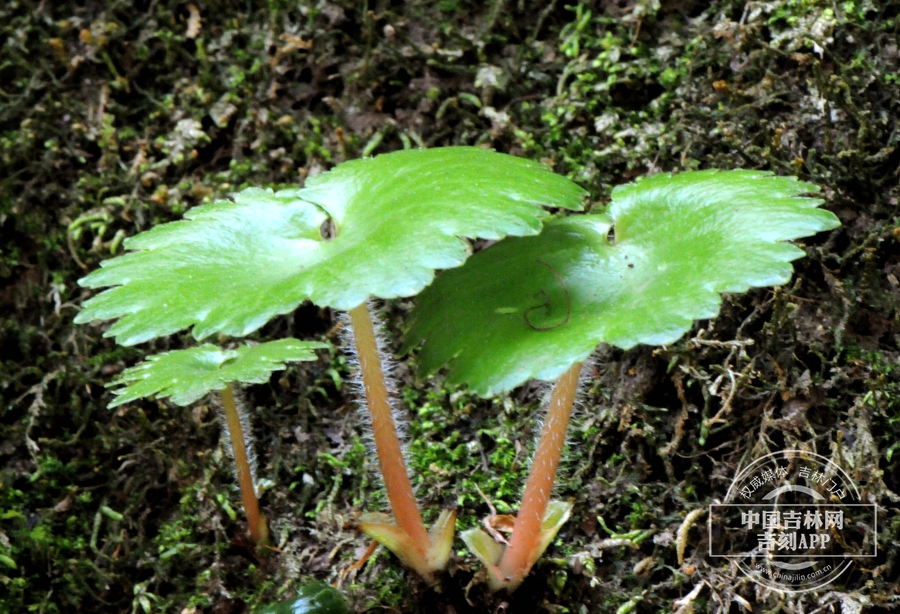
76;147;586;345
405;170;840;396
107;338;326;407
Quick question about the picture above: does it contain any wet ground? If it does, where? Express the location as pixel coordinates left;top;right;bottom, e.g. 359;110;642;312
2;1;899;612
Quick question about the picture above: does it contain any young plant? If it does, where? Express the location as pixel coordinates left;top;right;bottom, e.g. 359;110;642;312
404;170;841;591
107;340;326;544
75;147;586;580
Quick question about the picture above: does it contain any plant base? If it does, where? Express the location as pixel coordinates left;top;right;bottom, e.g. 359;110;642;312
461;500;572;592
359;509;457;583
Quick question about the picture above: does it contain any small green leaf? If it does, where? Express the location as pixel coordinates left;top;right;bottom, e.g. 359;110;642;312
0;554;17;570
216;493;237;521
108;339;326;407
406;170;840;396
255;582;350;614
76;147;585;345
99;505;124;521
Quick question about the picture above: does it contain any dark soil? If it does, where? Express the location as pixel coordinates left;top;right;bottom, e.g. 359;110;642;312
2;1;899;612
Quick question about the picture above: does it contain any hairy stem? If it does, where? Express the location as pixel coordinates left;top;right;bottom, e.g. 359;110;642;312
348;303;429;548
221;383;269;544
498;361;582;584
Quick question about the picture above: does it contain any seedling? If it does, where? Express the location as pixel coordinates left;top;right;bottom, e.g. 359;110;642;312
75;147;586;580
106;340;326;544
405;170;840;591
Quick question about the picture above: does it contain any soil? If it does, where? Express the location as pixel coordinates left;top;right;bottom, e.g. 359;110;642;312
2;1;899;612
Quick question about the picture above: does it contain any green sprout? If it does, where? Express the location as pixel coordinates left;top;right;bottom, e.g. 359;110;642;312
74;147;586;581
404;170;840;591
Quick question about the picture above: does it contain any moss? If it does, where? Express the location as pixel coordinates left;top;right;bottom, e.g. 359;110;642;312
3;0;900;611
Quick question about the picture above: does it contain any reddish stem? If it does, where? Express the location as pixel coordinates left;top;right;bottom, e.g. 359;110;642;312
348;303;430;549
497;361;582;584
221;384;269;544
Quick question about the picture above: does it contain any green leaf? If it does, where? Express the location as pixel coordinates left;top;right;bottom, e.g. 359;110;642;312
76;147;585;345
0;554;16;570
254;582;350;614
107;339;326;407
405;170;840;396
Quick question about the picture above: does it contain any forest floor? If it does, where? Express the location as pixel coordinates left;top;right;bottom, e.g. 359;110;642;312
2;1;900;612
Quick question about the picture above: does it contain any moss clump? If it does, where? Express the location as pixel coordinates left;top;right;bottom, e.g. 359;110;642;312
3;0;899;611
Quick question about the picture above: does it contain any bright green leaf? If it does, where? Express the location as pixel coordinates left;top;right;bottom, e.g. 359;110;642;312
76;147;585;345
406;170;840;396
107;339;326;407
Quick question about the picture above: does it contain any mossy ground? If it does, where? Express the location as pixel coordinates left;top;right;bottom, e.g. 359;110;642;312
2;0;899;612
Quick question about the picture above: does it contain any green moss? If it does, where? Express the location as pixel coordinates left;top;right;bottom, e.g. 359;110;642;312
3;0;898;610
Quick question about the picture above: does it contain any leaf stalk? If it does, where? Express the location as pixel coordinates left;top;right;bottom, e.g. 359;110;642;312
348;303;430;546
221;384;269;544
496;361;582;589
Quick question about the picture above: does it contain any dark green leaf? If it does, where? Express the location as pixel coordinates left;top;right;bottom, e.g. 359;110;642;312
255;582;350;614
